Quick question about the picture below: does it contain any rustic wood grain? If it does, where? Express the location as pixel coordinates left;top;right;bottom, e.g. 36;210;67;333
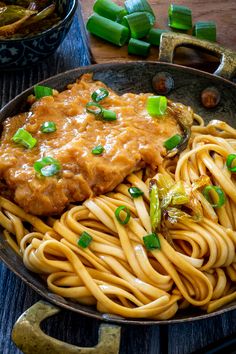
0;3;236;354
81;0;236;71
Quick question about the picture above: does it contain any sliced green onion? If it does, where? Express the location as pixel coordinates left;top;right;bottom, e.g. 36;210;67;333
147;96;167;117
150;179;161;232
124;0;156;26
128;186;144;198
78;231;93;248
91;88;109;102
115;205;131;225
163;134;182;150
226;154;236;172
193;21;216;42
12;128;37;149
40;121;57;133
102;109;117;121
124;12;152;39
120;17;129;28
128;38;150;57
168;4;192;30
34;85;53;99
92;145;105;155
148;28;169;46
203;185;226;208
143;233;161;250
86;102;103;116
34;156;61;177
93;0;127;22
86;13;130;46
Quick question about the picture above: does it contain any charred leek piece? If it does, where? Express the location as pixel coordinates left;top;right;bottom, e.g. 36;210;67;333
93;0;127;22
124;0;155;25
0;8;36;36
161;181;190;209
165;207;192;223
0;4;35;26
21;3;55;27
175;126;190;153
149;179;161;232
86;13;130;46
6;1;51;10
155;173;175;200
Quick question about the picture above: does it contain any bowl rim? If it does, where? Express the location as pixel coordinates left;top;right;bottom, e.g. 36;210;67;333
0;0;78;43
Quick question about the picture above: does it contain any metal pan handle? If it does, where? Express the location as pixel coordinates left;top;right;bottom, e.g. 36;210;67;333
159;32;236;80
11;301;121;354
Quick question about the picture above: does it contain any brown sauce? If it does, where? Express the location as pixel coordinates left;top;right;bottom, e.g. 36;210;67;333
0;74;193;215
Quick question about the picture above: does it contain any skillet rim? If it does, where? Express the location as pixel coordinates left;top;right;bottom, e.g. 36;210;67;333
0;60;236;325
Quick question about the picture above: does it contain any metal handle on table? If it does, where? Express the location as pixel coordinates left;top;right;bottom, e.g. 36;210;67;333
159;32;236;80
12;301;121;354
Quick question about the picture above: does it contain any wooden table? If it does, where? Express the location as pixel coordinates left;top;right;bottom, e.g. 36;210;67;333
0;2;236;353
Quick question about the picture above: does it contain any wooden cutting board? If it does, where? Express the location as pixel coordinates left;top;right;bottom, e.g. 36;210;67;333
80;0;236;71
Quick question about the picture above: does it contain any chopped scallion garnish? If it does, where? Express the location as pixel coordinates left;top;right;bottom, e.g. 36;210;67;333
12;128;37;149
34;156;61;177
128;38;150;56
86;13;130;46
91;88;109;102
148;28;169;46
193;21;216;42
128;186;144;198
93;0;127;22
34;85;53;99
102;109;117;121
124;0;156;26
40;121;57;133
202;185;226;208
92;145;105;155
163;134;182;150
115;205;131;225
226;154;236;172
124;12;152;39
147;96;167;117
168;4;192;30
86;102;103;116
143;233;161;250
78;231;93;248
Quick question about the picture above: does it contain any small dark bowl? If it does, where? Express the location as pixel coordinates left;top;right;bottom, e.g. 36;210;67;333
0;0;77;70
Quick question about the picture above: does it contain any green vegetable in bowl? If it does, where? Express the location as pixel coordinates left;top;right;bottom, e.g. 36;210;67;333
0;1;60;38
5;0;52;11
0;4;34;26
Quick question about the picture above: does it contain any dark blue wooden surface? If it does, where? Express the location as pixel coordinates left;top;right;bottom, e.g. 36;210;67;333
0;5;236;354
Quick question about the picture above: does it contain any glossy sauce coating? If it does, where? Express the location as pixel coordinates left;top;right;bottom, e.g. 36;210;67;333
0;74;193;215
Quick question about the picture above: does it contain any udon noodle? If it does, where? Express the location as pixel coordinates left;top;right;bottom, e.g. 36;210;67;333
1;116;236;319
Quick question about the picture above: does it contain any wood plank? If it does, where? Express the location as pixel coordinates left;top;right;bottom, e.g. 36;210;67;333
81;0;236;71
168;313;236;353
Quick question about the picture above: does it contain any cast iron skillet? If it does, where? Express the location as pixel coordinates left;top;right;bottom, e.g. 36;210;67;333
1;33;236;353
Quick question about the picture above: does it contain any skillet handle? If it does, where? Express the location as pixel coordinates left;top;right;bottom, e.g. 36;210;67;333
11;301;121;354
159;32;236;80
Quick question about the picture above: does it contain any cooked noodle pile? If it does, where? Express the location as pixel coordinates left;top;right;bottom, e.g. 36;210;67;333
1;117;236;319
